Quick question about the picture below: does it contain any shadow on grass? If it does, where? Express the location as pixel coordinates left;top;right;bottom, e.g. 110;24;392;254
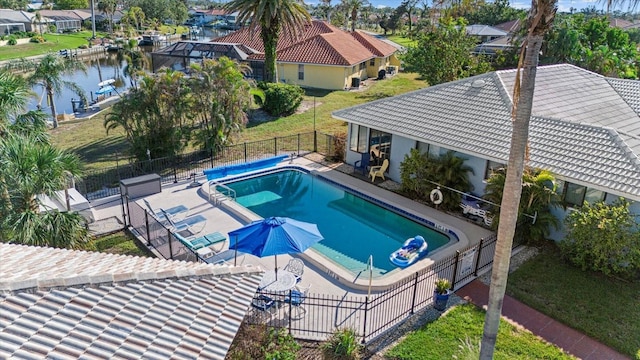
70;136;130;165
304;88;333;98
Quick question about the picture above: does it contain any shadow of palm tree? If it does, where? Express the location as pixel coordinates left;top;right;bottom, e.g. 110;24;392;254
69;136;129;164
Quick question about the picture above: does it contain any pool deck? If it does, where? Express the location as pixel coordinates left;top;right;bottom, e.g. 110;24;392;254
90;156;494;297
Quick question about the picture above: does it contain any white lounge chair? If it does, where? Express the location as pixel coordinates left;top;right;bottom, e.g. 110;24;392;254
161;209;206;236
143;199;189;222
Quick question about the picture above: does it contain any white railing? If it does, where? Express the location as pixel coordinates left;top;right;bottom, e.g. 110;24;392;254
208;180;236;204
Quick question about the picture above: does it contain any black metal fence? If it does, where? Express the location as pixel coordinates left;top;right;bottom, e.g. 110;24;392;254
124;191;518;344
77;131;340;200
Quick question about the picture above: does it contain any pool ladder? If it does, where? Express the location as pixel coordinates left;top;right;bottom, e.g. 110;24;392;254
208;180;236;205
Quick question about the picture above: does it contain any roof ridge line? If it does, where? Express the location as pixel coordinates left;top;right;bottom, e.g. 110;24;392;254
606;127;640;169
0;264;262;294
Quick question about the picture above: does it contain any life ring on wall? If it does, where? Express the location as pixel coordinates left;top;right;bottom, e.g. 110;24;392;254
430;188;443;205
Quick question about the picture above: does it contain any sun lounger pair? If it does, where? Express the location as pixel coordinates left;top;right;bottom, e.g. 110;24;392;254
174;231;227;252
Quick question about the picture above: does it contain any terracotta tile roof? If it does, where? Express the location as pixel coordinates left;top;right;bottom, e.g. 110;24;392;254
351;31;398;57
0;243;262;359
213;20;396;66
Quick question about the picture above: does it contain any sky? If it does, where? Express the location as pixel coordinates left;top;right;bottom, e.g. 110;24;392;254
307;0;627;15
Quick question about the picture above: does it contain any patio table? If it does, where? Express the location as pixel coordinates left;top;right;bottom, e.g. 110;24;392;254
259;270;297;292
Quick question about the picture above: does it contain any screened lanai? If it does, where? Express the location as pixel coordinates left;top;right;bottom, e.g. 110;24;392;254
151;41;260;73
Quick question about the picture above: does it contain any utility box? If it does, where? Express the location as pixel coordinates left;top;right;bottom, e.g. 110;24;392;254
120;173;162;199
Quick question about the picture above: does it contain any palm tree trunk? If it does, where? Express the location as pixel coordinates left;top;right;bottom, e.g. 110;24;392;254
478;33;544;360
262;25;279;83
48;89;58;128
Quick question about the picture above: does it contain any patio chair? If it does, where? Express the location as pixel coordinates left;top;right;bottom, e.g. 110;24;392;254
143;199;189;223
161;209;207;236
251;294;277;320
353;152;370;176
283;258;304;283
284;283;310;319
369;159;389;182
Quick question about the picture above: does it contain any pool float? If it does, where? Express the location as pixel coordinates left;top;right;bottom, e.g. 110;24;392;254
389;235;428;267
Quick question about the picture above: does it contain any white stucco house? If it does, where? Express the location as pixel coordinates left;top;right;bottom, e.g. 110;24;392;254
333;64;640;240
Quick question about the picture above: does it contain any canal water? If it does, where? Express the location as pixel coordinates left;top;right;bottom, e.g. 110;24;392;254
27;27;230;116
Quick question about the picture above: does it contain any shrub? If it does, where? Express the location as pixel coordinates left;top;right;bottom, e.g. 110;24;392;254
78;44;88;49
7;35;17;45
30;35;45;43
399;148;433;198
321;328;363;360
327;133;347;161
227;324;300;360
559;198;640;280
259;82;304;116
399;150;473;210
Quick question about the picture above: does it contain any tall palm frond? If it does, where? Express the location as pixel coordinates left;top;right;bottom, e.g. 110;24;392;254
224;0;311;83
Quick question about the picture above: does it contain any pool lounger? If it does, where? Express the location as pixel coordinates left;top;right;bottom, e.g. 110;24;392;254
175;231;226;251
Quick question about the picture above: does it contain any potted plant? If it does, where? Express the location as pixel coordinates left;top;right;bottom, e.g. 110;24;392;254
433;278;451;311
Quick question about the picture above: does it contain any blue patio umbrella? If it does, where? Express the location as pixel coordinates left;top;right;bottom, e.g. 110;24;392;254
228;217;324;278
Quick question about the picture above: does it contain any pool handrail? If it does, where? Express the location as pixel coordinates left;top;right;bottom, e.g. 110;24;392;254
208;179;236;204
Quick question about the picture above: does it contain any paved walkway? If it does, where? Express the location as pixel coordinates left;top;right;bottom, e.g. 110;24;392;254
456;280;630;360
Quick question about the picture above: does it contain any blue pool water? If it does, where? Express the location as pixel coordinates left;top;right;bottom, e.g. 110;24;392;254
222;169;452;277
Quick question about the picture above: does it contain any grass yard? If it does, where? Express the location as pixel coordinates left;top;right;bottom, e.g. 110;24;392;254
0;31;101;61
386;304;575;359
385;34;418;48
506;246;640;359
50;72;427;169
92;230;153;257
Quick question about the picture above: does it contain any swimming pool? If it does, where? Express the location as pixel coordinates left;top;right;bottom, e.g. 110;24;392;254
219;169;454;277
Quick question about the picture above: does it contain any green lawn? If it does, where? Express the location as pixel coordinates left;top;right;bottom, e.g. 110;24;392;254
506;246;640;359
92;230;153;257
386;304;575;359
384;34;417;48
0;31;102;61
50;72;427;169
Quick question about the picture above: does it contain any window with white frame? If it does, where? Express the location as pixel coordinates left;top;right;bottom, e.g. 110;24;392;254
369;59;375;66
349;124;368;153
298;64;304;80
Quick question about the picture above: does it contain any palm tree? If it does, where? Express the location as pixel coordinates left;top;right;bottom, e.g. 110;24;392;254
0;69;32;133
341;0;368;31
0;131;88;248
118;38;148;87
27;53;87;129
432;150;474;210
223;0;311;83
484;167;561;244
98;0;118;35
479;0;557;358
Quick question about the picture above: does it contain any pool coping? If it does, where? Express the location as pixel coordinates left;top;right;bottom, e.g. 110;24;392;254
200;160;475;291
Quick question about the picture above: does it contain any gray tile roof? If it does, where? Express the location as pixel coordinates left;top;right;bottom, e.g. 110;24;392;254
0;243;262;359
333;64;640;200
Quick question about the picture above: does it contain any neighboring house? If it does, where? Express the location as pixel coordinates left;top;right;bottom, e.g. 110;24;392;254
334;64;640;240
38;10;90;32
473;35;514;55
0;9;39;33
212;20;401;89
190;8;227;25
0;243;262;359
610;18;633;29
466;24;508;43
494;19;520;34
